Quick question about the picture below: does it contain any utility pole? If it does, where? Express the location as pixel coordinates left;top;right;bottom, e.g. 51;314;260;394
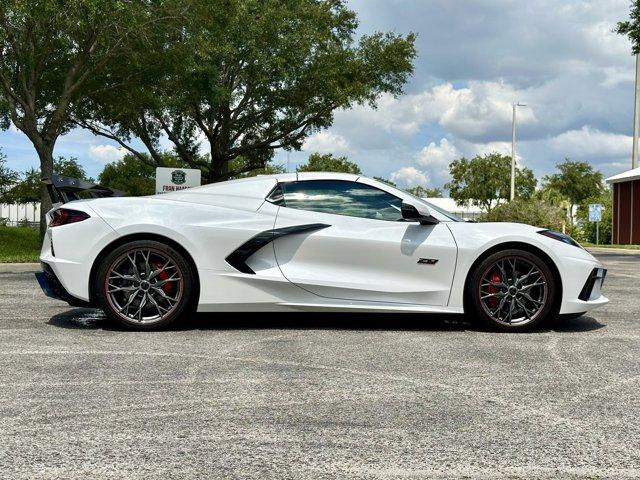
510;103;526;201
633;53;640;169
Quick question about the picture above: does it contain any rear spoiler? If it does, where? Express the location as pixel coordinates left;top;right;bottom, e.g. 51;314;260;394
43;174;126;204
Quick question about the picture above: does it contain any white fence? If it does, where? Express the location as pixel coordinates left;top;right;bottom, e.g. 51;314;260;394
0;203;41;227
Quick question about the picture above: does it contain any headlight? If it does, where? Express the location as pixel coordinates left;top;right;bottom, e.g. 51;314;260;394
537;229;583;249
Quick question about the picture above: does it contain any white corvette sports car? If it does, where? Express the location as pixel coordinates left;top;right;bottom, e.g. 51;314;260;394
36;172;608;331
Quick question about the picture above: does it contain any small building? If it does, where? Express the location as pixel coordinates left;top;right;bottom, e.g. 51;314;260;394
606;168;640;245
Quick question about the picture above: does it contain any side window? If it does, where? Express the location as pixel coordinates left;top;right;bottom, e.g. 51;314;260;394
279;180;403;221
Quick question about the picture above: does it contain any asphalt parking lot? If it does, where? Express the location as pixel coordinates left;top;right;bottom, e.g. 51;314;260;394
0;252;639;479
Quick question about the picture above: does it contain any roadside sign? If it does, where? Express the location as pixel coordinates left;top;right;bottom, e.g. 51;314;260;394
588;203;603;245
155;167;201;194
588;203;602;223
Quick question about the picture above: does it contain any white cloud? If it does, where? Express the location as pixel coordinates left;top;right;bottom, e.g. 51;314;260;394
416;138;460;167
459;140;514;158
4;0;633;183
550;126;632;159
391;166;429;187
437;82;537;140
302;131;351;154
88;144;126;164
336;81;537;144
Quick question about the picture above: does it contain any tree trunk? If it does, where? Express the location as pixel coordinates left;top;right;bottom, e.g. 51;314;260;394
36;145;54;239
209;151;229;183
569;203;575;227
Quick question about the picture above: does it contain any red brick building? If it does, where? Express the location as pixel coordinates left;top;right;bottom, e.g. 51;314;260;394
607;168;640;245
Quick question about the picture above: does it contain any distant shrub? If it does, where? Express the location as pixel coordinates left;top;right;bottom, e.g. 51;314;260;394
574;191;612;244
0;217;8;227
479;198;566;230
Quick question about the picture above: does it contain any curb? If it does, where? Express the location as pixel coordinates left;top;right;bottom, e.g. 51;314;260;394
0;263;40;273
586;247;640;256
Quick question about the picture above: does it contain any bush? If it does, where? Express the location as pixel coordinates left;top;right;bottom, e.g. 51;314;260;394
479;198;567;230
574;191;612;244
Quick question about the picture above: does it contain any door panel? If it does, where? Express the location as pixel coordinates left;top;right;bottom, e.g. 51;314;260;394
273;207;457;306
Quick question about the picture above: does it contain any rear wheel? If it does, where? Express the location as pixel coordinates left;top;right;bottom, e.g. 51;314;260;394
468;249;557;332
95;240;196;330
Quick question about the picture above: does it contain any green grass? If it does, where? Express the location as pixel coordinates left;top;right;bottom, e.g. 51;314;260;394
0;226;41;263
582;242;640;250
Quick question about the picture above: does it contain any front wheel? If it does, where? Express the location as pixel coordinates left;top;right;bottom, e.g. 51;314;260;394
95;240;196;330
468;249;557;332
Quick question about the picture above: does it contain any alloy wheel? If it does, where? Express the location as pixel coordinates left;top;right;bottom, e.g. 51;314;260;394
104;248;184;324
478;256;548;326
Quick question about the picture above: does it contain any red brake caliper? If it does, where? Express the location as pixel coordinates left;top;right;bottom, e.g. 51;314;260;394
487;272;501;308
152;261;174;295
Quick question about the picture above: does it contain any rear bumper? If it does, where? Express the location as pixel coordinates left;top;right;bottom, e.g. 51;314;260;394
35;263;94;308
39;205;120;301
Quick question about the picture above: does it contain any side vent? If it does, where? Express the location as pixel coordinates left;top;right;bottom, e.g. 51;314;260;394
226;223;330;274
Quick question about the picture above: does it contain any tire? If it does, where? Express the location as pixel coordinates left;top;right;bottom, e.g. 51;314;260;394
94;240;196;330
467;249;557;332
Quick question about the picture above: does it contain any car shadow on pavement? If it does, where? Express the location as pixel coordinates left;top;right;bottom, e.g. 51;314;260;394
47;308;606;334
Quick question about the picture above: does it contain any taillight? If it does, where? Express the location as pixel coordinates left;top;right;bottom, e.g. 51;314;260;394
49;208;90;227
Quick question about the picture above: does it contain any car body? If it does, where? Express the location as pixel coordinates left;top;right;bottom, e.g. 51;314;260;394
36;172;608;330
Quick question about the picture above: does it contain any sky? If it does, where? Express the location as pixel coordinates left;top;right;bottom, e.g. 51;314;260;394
0;0;637;192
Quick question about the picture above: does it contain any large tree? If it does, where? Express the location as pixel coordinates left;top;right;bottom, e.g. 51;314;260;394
0;0;179;234
79;0;416;183
542;159;603;226
446;153;537;212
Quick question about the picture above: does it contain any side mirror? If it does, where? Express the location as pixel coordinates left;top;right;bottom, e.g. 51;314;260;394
401;201;439;225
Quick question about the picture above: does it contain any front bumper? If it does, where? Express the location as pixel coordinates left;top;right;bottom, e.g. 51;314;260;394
35;263;94;308
559;261;609;314
579;268;607;301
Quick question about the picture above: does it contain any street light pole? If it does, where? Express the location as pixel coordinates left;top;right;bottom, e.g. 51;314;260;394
633;53;640;169
510;102;526;201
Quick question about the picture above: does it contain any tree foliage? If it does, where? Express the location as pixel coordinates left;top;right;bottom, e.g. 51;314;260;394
0;0;177;232
3;157;89;204
79;0;416;182
542;159;603;225
98;152;188;197
373;176;396;187
0;148;18;200
480;198;566;231
405;185;443;198
229;157;286;179
617;1;640;54
575;190;612;245
297;153;362;174
0;149;19;203
445;153;537;212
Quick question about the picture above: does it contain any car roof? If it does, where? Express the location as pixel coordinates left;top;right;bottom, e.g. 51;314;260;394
187;171;361;191
164;171;362;198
